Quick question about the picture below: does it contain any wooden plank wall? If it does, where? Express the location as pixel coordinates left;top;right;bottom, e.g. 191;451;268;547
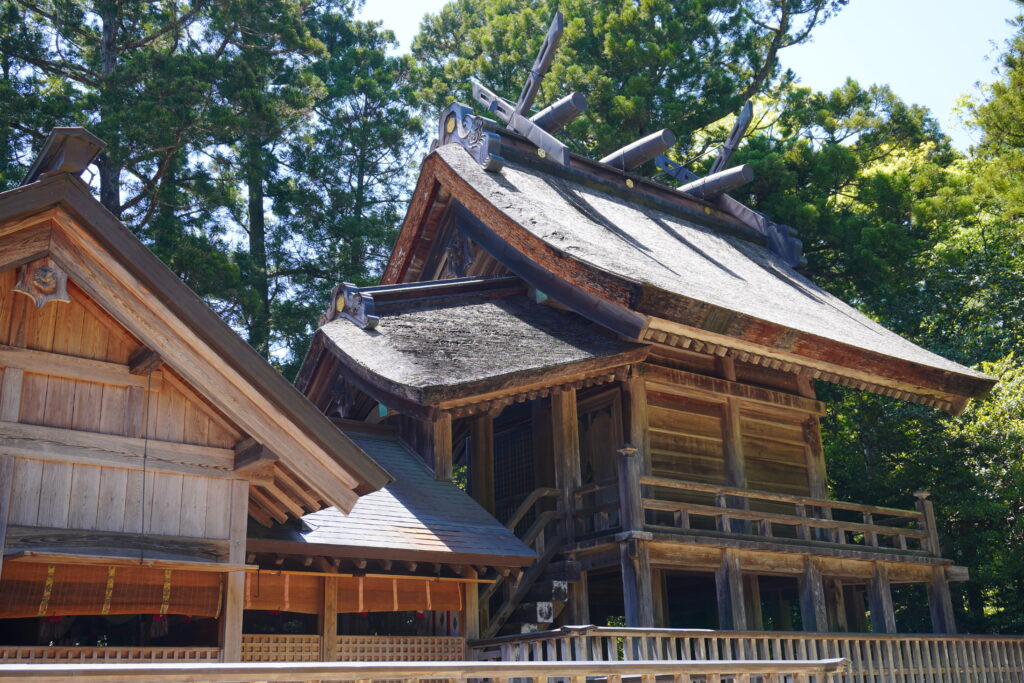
648;391;725;486
645;378;814;498
0;270;242;542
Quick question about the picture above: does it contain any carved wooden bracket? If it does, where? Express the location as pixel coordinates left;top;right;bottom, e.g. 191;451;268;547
13;257;70;308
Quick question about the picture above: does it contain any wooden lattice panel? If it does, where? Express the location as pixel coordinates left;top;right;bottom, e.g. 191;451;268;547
335;636;466;662
0;646;220;662
240;634;321;662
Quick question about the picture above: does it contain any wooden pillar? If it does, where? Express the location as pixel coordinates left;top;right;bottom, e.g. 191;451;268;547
845;585;869;633
826;578;848;632
470;415;495;514
320;575;338;660
617;448;643;532
715;549;747;630
0;455;13;578
927;566;957;634
568;569;590;625
799;557;828;632
433;412;453;481
620;539;654;627
462;567;480;639
915;491;943;557
742;574;763;630
652;569;666;627
221;479;249;662
623;367;650;474
867;563;897;634
551;386;581;542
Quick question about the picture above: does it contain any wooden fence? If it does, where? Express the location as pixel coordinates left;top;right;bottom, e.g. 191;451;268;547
470;626;1024;682
0;657;848;681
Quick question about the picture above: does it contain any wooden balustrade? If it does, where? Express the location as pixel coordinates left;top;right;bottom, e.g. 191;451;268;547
635;474;932;553
470;626;1024;682
0;656;849;681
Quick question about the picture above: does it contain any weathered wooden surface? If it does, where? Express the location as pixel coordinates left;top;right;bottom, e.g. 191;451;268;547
472;626;1024;682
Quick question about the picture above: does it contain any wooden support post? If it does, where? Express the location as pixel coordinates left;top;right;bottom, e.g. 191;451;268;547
551;386;581;542
927;566;957;634
915;491;943;557
826;578;848;632
433;412;453;481
320;575;338;660
617;448;643;532
799;557;828;632
620;539;654;627
652;568;666;628
220;480;249;662
743;574;763;630
867;563;897;634
568;569;590;625
462;567;480;639
623;367;650;474
719;371;749;532
715;549;747;630
470;415;495;514
0;455;13;577
845;584;869;633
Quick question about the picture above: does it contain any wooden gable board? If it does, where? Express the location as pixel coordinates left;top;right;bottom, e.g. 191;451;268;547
0;174;390;514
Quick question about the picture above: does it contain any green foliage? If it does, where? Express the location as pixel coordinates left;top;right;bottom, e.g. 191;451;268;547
0;0;422;371
412;0;847;157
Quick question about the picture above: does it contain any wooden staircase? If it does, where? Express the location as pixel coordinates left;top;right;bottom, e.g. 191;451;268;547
479;488;568;638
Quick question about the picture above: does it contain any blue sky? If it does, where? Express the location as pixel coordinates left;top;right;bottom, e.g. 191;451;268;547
358;0;1020;149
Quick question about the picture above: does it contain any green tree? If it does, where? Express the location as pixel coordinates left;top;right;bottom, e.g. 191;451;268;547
412;0;846;158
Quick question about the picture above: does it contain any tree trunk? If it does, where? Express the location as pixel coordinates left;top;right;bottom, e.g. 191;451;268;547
245;135;271;357
98;1;120;214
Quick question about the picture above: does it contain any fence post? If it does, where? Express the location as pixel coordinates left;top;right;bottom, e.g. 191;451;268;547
914;490;943;557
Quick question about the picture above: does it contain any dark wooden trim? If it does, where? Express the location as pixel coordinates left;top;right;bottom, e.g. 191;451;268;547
4;525;230;564
244;538;535;568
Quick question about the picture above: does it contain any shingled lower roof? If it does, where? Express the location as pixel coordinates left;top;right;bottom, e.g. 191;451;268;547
312;277;646;410
248;428;536;567
387;144;994;410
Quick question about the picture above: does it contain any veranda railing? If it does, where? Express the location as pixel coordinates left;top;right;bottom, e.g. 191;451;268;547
470;626;1024;682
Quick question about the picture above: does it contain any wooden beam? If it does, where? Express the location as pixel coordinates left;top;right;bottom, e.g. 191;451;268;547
0;222;50;273
0;420;235;478
0;344;162;390
128;346;164;375
3;550;252;573
4;525;229;563
799;556;828;632
551;386;581;542
462;566;480;639
432;412;453;481
928;565;957;634
623;367;650;474
320;575;339;660
743;574;763;630
221;480;248;662
470;415;495;514
715;549;747;630
867;563;897;634
233;439;278;486
0;367;23;422
0;455;13;577
619;539;654;627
